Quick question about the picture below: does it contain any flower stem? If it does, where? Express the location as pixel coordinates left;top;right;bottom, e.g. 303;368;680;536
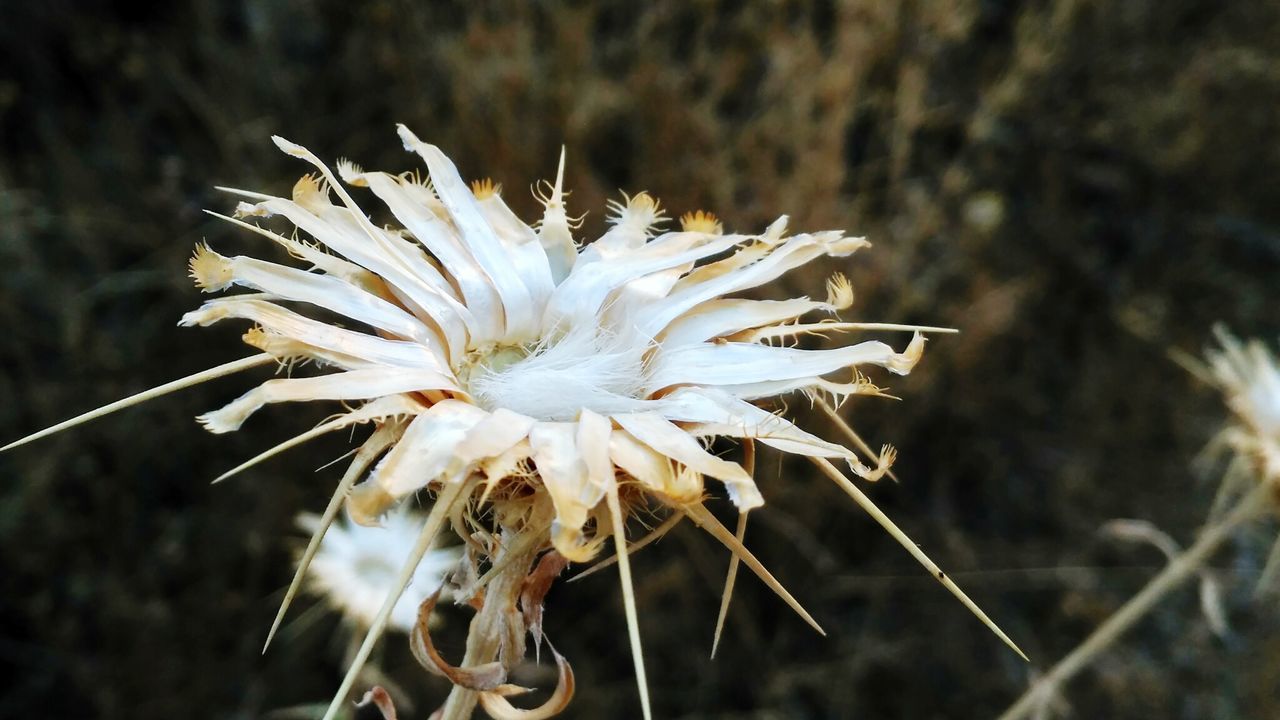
997;481;1274;720
437;531;540;720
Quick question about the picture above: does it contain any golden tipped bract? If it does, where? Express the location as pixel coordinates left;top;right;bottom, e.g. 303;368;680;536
680;210;724;235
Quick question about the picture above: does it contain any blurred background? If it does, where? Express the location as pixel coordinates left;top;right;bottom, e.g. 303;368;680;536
2;1;1279;718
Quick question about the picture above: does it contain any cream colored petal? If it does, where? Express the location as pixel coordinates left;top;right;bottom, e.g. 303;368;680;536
658;387;854;460
536;148;577;283
205;209;380;292
647;334;925;393
346;169;506;345
544;233;743;331
361;400;490;501
450;408;537;473
608;430;702;503
659;298;829;347
577;409;615;506
195;247;439;347
398;125;540;341
639;232;869;336
476;193;556;319
182;296;450;371
239;167;474;357
197;368;459;434
612;413;762;510
528;422;597;561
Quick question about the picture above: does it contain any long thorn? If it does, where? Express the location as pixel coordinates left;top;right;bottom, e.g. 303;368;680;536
3;354;274;452
606;482;652;720
710;511;749;659
815;396;898;483
809;456;1027;660
567;513;684;583
683;503;825;636
711;439;754;659
216;396;419;484
320;481;466;720
262;425;398;653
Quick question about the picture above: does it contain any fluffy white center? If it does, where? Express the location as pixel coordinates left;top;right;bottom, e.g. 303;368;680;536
467;324;653;421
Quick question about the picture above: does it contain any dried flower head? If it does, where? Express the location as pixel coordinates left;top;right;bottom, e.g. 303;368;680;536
5;126;1022;720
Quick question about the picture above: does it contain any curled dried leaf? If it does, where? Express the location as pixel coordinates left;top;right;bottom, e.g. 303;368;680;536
478;646;576;720
355;687;398;720
410;590;508;691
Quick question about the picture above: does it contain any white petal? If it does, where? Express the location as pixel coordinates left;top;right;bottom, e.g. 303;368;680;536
577;409;615;507
536;147;577;283
528;422;596;561
346;169;507;344
544;232;742;330
363;400;490;500
242;172;474;357
647;335;925;393
638;232;868;336
609;430;702;503
206;209;380;292
181;296;450;371
659;298;828;347
198;247;440;348
449;407;537;472
657;387;854;460
611;413;762;510
197;368;460;434
476;193;556;321
398;126;540;341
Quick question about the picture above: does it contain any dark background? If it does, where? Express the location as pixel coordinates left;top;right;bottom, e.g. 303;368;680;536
2;1;1279;718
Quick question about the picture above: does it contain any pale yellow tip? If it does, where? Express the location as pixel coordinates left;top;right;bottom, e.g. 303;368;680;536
825;273;855;310
188;243;233;292
680;209;724;235
470;177;502;199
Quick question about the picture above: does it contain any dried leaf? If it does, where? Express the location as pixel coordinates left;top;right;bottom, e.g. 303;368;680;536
410;590;507;691
355;687;398;720
520;551;570;652
478;647;575;720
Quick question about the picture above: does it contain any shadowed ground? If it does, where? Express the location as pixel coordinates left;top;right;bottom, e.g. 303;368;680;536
2;1;1278;718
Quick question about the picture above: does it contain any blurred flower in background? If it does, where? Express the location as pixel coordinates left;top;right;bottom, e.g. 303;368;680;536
297;507;460;634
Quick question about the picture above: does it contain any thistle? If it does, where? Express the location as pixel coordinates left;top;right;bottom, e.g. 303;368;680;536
5;126;1023;719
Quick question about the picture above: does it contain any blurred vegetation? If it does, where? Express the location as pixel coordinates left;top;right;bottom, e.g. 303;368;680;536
2;1;1279;718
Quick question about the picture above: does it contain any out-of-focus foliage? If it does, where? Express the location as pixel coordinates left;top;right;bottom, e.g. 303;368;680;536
2;1;1278;718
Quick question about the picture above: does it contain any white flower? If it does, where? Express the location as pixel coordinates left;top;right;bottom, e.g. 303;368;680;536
4;126;1021;720
298;506;461;633
178;127;930;559
1205;328;1280;483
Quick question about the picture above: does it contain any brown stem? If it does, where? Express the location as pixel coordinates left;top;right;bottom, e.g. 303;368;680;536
437;531;541;720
